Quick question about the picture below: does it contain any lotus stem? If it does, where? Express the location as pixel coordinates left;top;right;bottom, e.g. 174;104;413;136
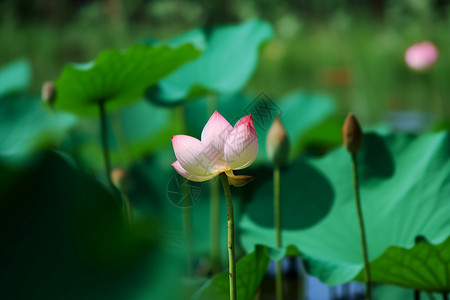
210;177;221;274
111;167;133;227
182;178;194;277
329;286;337;299
220;172;237;300
414;290;420;300
342;283;350;298
443;292;449;300
351;153;372;300
99;101;113;189
111;112;133;165
274;167;283;300
122;192;132;228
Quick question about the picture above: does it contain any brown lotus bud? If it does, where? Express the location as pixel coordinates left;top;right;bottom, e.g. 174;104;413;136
110;167;131;193
342;113;363;154
41;81;57;105
266;115;290;167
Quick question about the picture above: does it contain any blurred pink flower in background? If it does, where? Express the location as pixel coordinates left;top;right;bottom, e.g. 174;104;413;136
404;41;439;71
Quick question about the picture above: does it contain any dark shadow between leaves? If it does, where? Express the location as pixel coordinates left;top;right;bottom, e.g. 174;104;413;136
129;158;166;212
243;158;334;230
358;133;395;180
145;85;185;107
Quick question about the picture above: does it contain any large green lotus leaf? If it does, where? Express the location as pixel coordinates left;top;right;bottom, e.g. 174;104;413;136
143;27;207;52
354;237;450;292
240;132;450;290
0;94;77;161
194;245;270;300
54;44;201;116
183;91;336;165
0;59;30;96
147;19;274;103
0;150;189;300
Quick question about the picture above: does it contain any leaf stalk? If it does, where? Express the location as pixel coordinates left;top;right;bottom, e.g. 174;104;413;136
351;153;372;300
220;172;237;300
274;167;283;300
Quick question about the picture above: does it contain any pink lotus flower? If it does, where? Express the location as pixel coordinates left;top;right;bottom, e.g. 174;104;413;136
404;41;439;71
171;111;258;186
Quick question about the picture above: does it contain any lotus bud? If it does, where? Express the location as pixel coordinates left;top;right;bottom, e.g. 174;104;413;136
110;167;131;194
171;111;258;182
41;81;57;105
342;113;363;154
266;115;290;167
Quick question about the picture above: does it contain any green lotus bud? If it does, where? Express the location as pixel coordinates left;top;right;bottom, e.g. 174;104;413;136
41;81;57;105
342;113;363;154
266;115;290;167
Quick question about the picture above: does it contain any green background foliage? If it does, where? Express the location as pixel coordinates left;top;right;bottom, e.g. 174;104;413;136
1;1;450;299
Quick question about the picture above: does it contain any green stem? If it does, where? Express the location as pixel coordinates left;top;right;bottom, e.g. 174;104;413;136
99;101;113;189
443;292;449;300
351;153;372;300
220;173;237;300
182;178;194;277
210;177;221;274
329;286;337;299
343;283;350;298
111;112;133;166
122;192;132;228
414;290;420;300
275;261;283;299
274;167;283;300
